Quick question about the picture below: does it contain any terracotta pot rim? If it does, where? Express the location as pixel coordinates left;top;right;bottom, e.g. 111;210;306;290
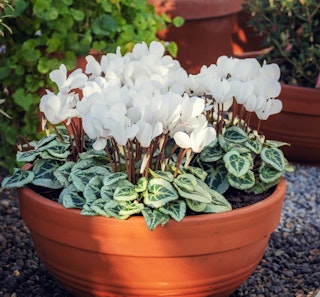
150;0;243;20
20;178;286;226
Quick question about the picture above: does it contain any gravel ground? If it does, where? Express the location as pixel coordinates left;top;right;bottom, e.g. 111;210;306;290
0;163;319;297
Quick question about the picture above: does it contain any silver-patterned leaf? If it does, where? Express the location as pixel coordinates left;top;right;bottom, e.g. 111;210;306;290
141;208;170;231
60;184;85;208
259;162;282;183
261;148;286;171
227;170;255;190
185;199;207;212
159;200;186;222
32;159;63;189
83;176;104;203
223;126;248;143
114;185;138;201
223;150;250;177
1;168;35;188
54;161;76;187
144;178;178;208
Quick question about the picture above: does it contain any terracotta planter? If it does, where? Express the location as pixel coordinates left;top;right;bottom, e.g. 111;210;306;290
231;9;264;55
150;0;243;74
252;84;320;164
18;178;286;297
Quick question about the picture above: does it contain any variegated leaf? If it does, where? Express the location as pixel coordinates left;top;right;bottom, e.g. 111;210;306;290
59;184;85;208
185;199;206;212
114;185;138;201
1;168;35;188
16;150;40;162
32;159;63;189
185;165;207;181
227;170;255;190
174;176;211;203
199;139;223;162
223;126;248;143
205;162;229;194
144;178;178;208
245;138;262;154
173;173;197;192
70;166;110;191
103;172;128;187
259;162;282;183
223;150;250;177
261;147;285;171
83;176;104;203
265;139;290;148
160;200;186;222
54;161;76;187
118;201;144;216
141;208;170;231
135;177;148;192
149;169;174;182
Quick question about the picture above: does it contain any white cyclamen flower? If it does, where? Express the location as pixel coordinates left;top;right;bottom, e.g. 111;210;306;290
49;64;88;94
173;119;216;153
39;90;79;125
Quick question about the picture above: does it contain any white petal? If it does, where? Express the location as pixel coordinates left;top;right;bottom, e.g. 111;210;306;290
174;131;191;149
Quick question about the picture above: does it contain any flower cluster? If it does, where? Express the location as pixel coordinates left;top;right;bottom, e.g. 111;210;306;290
39;41;282;182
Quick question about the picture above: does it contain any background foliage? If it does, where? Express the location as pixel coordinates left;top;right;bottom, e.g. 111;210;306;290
0;0;183;170
243;0;320;88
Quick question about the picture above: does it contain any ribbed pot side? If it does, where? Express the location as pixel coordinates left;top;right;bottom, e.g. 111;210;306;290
18;178;286;297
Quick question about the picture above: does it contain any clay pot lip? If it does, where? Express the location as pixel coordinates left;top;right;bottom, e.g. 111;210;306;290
280;83;320;116
150;0;243;20
19;177;286;226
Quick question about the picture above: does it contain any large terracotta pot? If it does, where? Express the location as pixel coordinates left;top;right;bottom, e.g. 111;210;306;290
150;0;243;74
254;84;320;163
18;178;286;297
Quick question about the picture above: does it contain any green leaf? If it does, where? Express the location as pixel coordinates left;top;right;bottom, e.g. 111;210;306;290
70;8;85;21
1;168;35;188
259;162;282;183
205;163;229;194
16;150;40;163
173;173;197;192
265;140;291;148
59;184;85;208
223;126;248;143
149;169;174;182
103;172;128;187
185;166;207;181
54;161;75;187
261;148;286;171
173;16;185;27
159;200;186;222
245;137;263;154
227;170;255;190
223;150;250;177
114;185;138;201
12;88;37;111
83;176;104;203
91;14;118;36
32;159;63;189
199;139;223;162
118;201;144;216
71;166;110;191
144;178;179;208
185;199;207;212
135;177;148;192
205;189;232;213
141;208;170;231
174;176;212;203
